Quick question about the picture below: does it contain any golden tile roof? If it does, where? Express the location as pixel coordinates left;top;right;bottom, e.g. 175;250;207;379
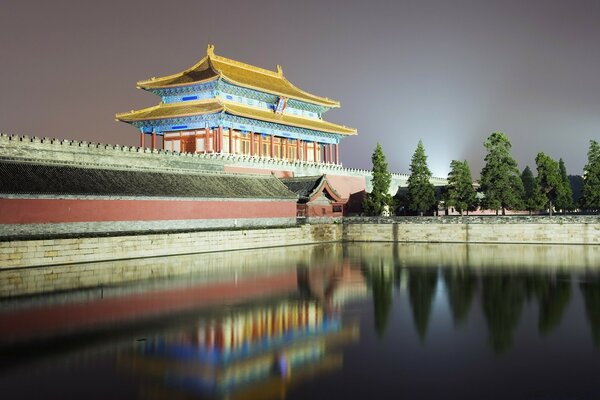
115;99;356;136
136;44;340;108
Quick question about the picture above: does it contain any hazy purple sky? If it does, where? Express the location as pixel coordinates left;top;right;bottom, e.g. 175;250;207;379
1;0;599;176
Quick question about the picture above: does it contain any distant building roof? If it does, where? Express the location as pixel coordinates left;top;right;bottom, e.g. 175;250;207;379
0;161;297;200
280;175;344;203
137;44;340;108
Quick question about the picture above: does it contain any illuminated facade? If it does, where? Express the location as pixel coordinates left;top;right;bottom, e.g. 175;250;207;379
116;45;356;165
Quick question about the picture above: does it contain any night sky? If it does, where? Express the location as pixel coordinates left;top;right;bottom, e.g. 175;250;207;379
1;0;599;177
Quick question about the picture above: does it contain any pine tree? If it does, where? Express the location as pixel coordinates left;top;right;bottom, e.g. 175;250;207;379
407;140;436;216
535;152;562;216
479;132;524;215
363;143;392;216
555;158;574;213
581;140;600;212
446;160;477;216
520;166;546;215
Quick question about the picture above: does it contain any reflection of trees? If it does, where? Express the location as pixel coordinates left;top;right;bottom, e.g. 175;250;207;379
481;273;526;354
408;268;438;342
444;269;477;326
580;274;600;347
528;273;571;336
362;262;394;338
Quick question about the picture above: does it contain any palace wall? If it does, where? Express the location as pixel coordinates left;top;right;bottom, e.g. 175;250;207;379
0;134;447;201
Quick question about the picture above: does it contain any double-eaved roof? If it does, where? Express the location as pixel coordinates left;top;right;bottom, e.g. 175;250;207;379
137;44;340;108
116;45;356;138
116;99;356;136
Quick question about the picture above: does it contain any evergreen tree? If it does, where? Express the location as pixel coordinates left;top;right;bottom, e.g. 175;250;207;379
555;158;574;213
407;140;436;216
569;175;585;206
520;166;546;215
535;152;562;216
363;143;392;216
446;160;477;216
479;132;524;215
581;140;600;212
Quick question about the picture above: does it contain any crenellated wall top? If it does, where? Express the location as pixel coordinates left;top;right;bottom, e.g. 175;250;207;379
0;133;447;184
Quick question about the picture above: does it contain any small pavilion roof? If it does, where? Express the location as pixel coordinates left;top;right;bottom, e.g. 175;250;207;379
0;161;297;200
115;99;356;136
136;44;340;108
280;175;345;203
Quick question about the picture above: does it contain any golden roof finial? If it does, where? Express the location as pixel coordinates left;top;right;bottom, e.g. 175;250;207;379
207;44;215;56
276;65;283;77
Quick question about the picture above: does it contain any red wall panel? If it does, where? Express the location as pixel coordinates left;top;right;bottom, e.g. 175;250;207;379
0;198;296;224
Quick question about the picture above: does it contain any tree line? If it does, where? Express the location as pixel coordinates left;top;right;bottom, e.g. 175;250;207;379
363;133;600;216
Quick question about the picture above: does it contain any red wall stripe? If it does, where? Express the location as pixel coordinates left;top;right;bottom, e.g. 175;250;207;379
0;198;296;224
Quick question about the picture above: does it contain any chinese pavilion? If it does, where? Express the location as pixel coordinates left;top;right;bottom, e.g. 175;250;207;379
116;45;356;165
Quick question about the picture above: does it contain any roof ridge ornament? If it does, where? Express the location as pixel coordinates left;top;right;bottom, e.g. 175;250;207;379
276;64;283;77
207;44;215;56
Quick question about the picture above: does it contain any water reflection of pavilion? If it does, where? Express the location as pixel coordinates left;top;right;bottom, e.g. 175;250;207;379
121;301;359;400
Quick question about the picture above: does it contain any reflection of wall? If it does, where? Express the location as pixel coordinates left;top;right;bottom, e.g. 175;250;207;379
346;242;600;271
0;243;345;297
0;245;366;347
0;224;344;275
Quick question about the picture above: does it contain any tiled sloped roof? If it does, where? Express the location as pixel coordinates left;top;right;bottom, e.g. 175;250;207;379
136;44;340;108
115;99;356;136
280;176;326;202
115;101;224;121
0;161;296;200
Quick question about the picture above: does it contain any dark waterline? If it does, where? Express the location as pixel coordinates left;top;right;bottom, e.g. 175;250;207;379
1;243;599;400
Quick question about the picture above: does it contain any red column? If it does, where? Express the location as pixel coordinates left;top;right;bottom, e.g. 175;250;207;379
217;126;223;153
303;141;308;161
205;128;210;152
270;135;274;158
297;140;301;160
229;128;233;154
250;132;254;156
214;128;218;153
140;132;145;148
258;135;263;157
213;127;218;153
313;142;317;163
328;144;333;164
335;144;339;164
282;138;287;160
151;132;157;150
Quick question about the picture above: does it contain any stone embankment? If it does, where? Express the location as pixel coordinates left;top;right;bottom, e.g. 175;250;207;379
343;216;600;245
0;223;343;270
0;216;598;270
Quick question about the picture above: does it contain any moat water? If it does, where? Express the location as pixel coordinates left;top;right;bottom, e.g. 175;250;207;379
1;242;600;399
